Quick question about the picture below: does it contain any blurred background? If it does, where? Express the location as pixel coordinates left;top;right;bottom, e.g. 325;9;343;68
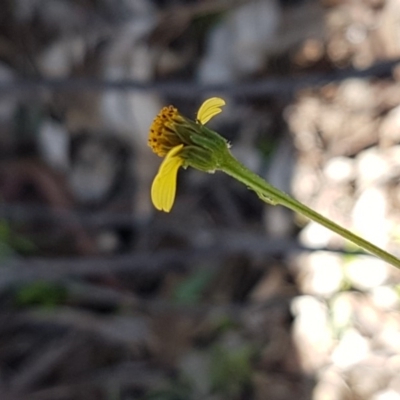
1;0;400;399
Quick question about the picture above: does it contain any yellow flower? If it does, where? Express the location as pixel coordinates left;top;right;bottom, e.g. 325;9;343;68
148;97;226;212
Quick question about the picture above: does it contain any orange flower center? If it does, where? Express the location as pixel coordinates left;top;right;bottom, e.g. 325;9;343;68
148;106;185;157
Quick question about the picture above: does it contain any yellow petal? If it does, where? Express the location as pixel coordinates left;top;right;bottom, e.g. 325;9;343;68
196;97;226;125
151;145;184;212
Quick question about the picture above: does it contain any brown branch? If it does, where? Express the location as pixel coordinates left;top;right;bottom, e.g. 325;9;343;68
0;58;398;98
21;362;167;400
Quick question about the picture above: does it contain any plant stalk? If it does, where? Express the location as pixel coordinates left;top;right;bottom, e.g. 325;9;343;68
220;151;400;269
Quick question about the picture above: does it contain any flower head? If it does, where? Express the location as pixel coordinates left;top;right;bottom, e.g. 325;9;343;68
148;97;227;212
148;105;185;157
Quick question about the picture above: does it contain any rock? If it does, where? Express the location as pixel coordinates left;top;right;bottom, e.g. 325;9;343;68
380;105;400;147
295;252;344;298
347;359;390;399
372;390;400;400
291;296;334;373
330;292;354;335
389;373;400;394
377;0;400;59
352;295;386;337
352;186;389;249
299;222;335;248
323;157;356;184
313;366;350;400
336;79;376;112
374;317;400;354
370;286;400;311
198;0;281;83
331;328;370;369
345;256;388;290
355;147;391;187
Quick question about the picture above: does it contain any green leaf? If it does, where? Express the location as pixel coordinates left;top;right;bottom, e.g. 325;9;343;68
173;269;215;305
210;344;254;397
15;281;67;308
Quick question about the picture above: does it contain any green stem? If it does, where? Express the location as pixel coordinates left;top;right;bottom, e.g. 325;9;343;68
220;151;400;269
